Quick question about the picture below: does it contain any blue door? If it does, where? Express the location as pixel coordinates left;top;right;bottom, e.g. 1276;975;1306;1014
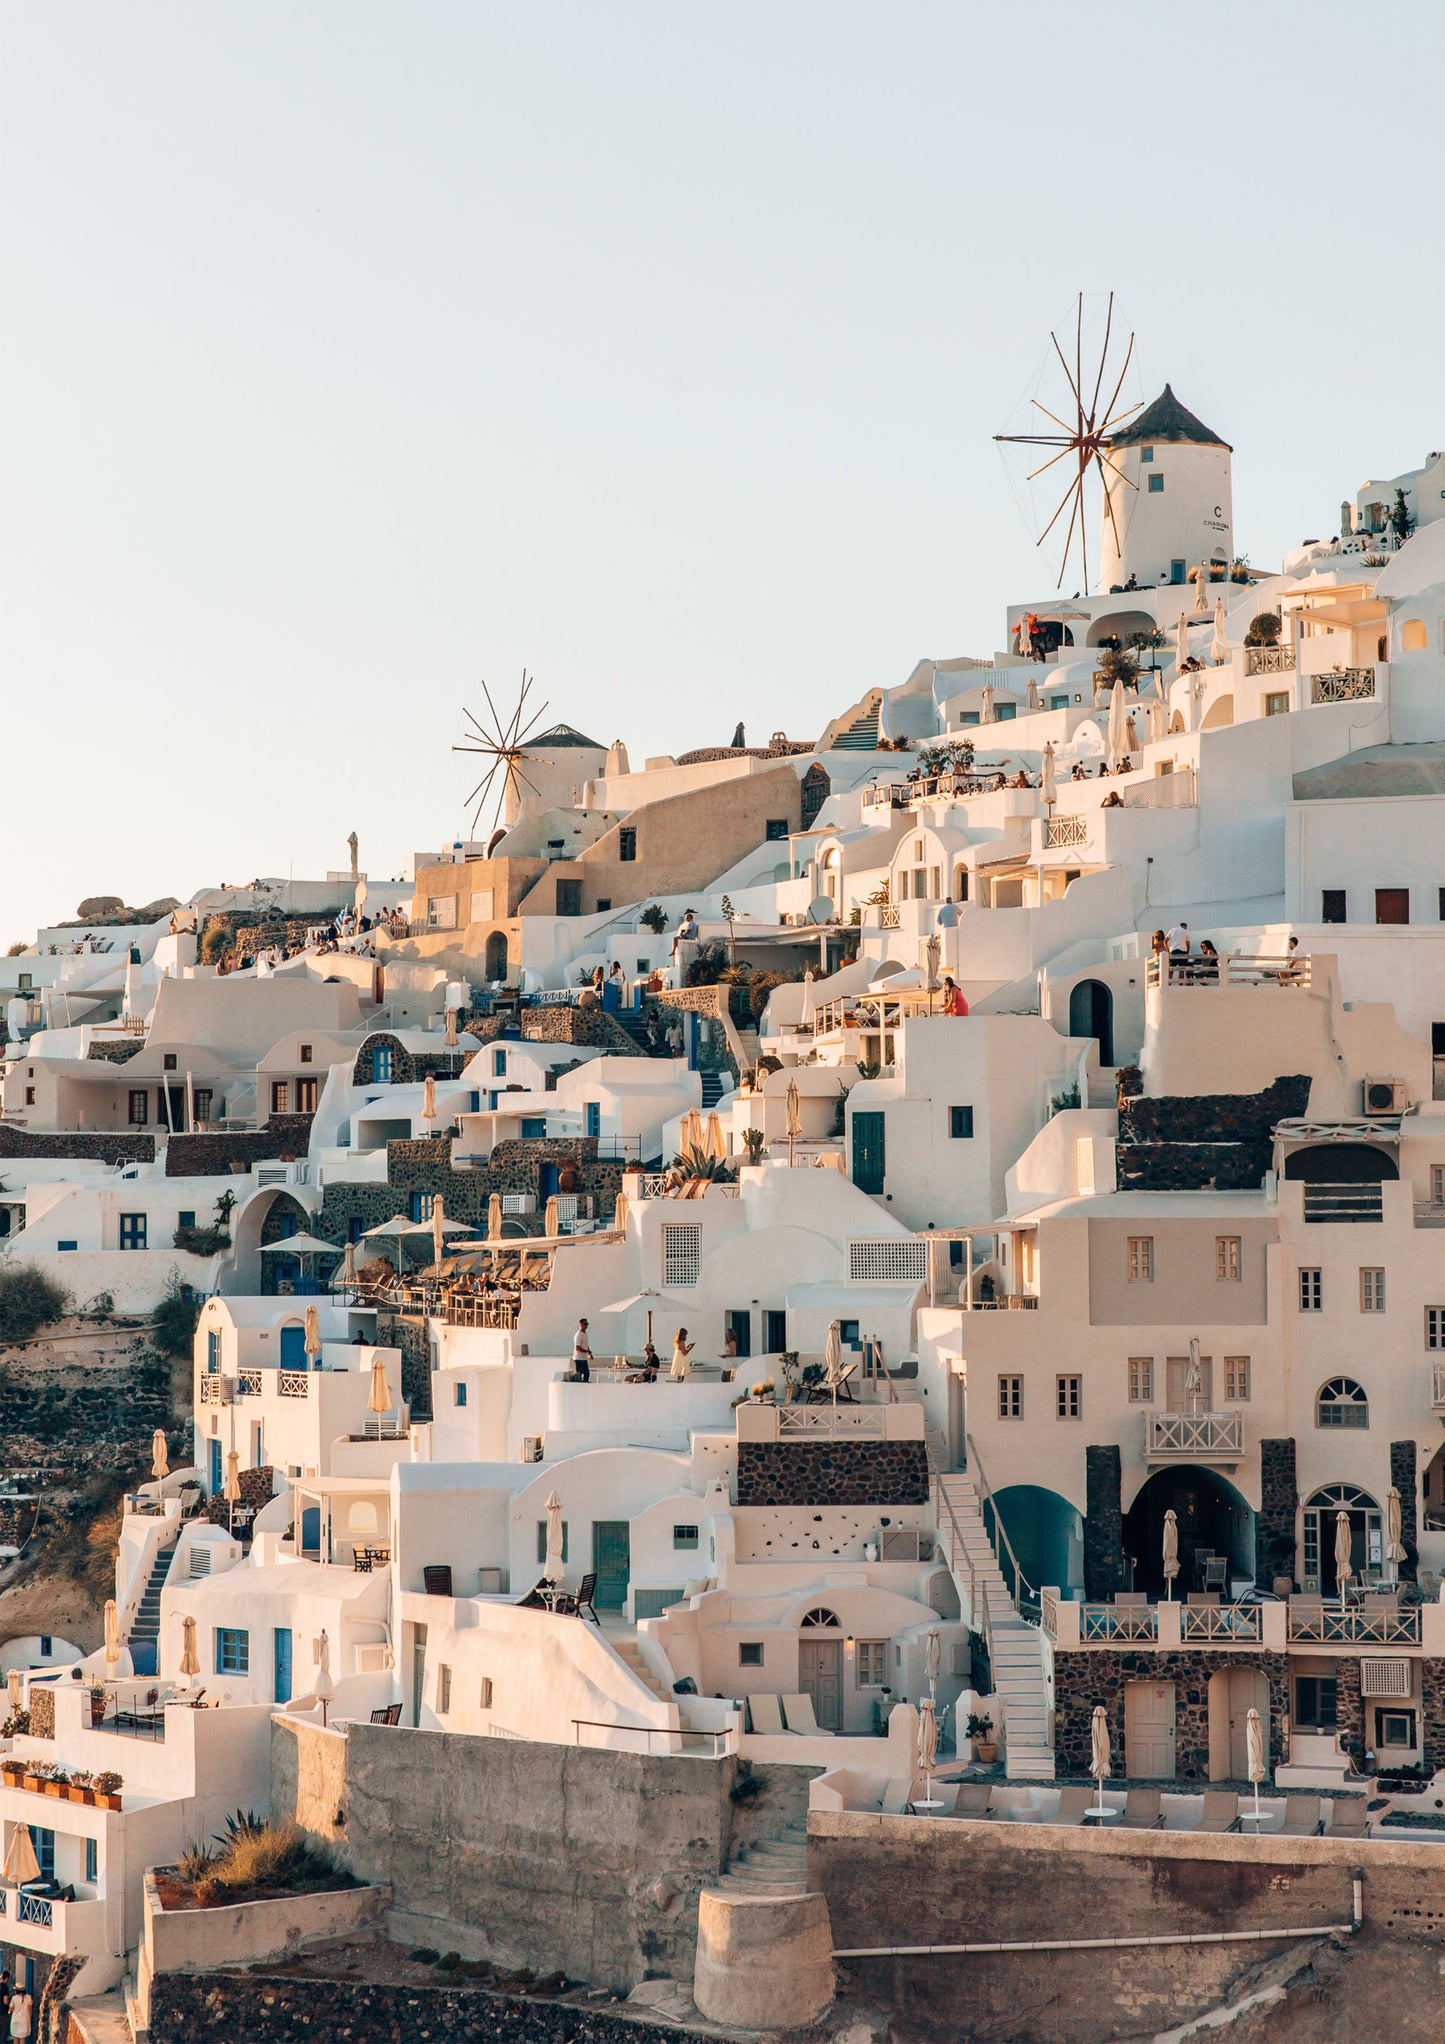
209;1438;222;1492
301;1507;320;1556
273;1627;293;1704
540;1163;560;1199
279;1325;307;1367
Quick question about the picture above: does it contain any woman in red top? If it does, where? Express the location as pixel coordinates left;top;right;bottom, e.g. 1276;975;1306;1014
942;976;969;1017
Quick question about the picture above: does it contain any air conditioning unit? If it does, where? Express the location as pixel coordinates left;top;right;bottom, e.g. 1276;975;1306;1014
1362;1076;1407;1115
502;1194;537;1215
354;1643;389;1674
521;1436;544;1463
879;1528;924;1562
219;1376;238;1404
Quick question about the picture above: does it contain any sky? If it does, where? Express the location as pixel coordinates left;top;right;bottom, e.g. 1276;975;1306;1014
4;1;1443;944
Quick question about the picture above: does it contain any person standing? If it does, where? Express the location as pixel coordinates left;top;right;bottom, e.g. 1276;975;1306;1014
572;1318;593;1384
8;1983;30;2044
1165;919;1190;982
670;1328;695;1381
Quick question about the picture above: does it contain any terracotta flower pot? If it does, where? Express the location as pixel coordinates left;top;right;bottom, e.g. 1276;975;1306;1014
21;1777;39;1794
96;1792;121;1812
974;1742;998;1765
42;1780;64;1797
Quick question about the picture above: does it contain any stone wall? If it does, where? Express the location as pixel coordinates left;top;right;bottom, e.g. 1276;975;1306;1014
1083;1445;1127;1601
1335;1655;1364;1770
165;1115;316;1177
85;1038;143;1064
1258;1436;1298;1588
1053;1648;1290;1781
1392;1439;1419;1582
201;1463;276;1526
0;1128;154;1166
315;1137;624;1250
1421;1658;1445;1771
1116;1074;1312;1191
735;1438;930;1507
147;1975;691;2044
350;1034;472;1086
379;1315;433;1420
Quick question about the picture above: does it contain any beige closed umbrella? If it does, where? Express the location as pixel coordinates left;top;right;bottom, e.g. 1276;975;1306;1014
1041;740;1057;810
681;1106;704;1156
1162;1509;1180;1601
544;1194;559;1240
488;1193;503;1242
1211;595;1230;665
917;1694;939;1801
304;1303;322;1363
612;1190;628;1234
316;1630;335;1728
4;1824;40;1886
543;1491;566;1585
340;1239;357;1288
151;1429;170;1481
1148;695;1166;744
1194;562;1210;613
7;1671;20;1713
179;1614;201;1683
824;1319;845;1400
980;683;995;723
1174;612;1190;675
1246;1704;1266;1820
223;1449;241;1534
799;967;816;1030
1090;1704;1111;1814
432;1194;446;1270
1386;1486;1406;1581
924;1627;941;1697
444;1006;459;1047
1106;673;1129;770
422;1071;437;1129
703;1112;726;1163
368;1354;393;1418
1334;1510;1355;1597
103;1599;121;1670
785;1079;802;1168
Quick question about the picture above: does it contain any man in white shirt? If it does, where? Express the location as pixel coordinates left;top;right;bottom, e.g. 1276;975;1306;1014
1165;921;1190;980
571;1318;593;1384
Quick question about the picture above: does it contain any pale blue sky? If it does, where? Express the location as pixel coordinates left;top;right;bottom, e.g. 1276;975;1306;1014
3;2;1441;941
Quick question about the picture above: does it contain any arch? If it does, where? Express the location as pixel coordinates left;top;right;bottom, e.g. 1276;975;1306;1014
985;1485;1083;1600
1283;1143;1398;1183
1200;693;1234;729
1086;609;1157;649
925;1568;961;1620
1401;618;1428;652
227;1183;321;1296
799;1607;841;1629
1302;1482;1382;1594
1068;978;1114;1068
346;1499;379;1538
484;931;509;982
1122;1466;1256;1600
1315;1376;1369;1429
1169;709;1186;734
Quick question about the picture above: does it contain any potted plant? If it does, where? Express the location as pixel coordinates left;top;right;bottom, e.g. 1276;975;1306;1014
966;1712;998;1765
742;1128;766;1165
69;1770;95;1806
93;1771;123;1811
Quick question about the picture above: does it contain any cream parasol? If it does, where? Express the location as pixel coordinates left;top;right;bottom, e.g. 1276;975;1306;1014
151;1429;170;1481
1090;1704;1111;1815
1162;1509;1179;1601
544;1491;566;1584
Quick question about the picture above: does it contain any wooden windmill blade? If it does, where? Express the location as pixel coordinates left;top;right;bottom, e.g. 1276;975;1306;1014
453;669;552;837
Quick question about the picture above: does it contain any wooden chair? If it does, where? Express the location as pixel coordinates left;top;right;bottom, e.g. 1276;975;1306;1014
571;1571;600;1624
1196;1790;1240;1833
1118;1787;1165;1829
1187;1590;1221;1607
1202;1556;1228;1592
369;1703;402;1726
1113;1591;1148;1607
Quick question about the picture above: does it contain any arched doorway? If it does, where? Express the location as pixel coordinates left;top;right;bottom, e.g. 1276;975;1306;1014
484;931;509;982
1302;1483;1382;1595
1283;1144;1397;1183
986;1486;1082;1600
1123;1467;1255;1599
1201;693;1234;729
1068;978;1114;1067
1207;1666;1270;1781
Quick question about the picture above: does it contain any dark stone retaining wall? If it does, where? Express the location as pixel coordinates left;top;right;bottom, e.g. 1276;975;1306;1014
165;1116;315;1177
200;1463;276;1521
1053;1649;1290;1782
1117;1075;1312;1191
314;1138;624;1249
85;1038;143;1064
460;1007;644;1057
351;1033;473;1086
148;1974;689;2044
736;1438;929;1506
1422;1659;1445;1770
1258;1437;1298;1587
1392;1439;1419;1583
0;1128;154;1165
1084;1445;1127;1602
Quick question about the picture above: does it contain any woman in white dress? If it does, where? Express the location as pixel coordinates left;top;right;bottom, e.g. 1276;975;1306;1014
670;1328;695;1381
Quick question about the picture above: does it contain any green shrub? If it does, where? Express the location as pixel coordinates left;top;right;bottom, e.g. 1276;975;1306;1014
0;1264;70;1345
1247;612;1282;647
151;1270;200;1358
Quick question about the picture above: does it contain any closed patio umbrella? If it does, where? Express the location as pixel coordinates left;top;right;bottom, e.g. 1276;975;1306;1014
799;967;816;1030
339;1240;357;1287
1174;613;1189;673
543;1491;566;1584
444;1006;458;1047
316;1630;335;1728
1194;563;1210;613
179;1614;201;1682
4;1824;40;1886
1106;674;1129;771
1246;1705;1266;1820
432;1195;447;1270
704;1112;727;1163
785;1079;802;1168
368;1355;393;1416
1041;741;1057;810
612;1190;628;1233
1148;695;1166;743
980;685;995;723
222;1451;241;1504
1090;1704;1111;1814
104;1598;121;1670
1334;1510;1355;1595
924;934;941;1011
824;1320;845;1399
488;1194;503;1242
544;1194;559;1239
422;1072;437;1129
1162;1509;1180;1600
1211;596;1230;665
151;1430;169;1481
917;1694;938;1797
924;1628;941;1697
680;1107;704;1155
304;1304;321;1362
1386;1487;1406;1580
6;1672;20;1712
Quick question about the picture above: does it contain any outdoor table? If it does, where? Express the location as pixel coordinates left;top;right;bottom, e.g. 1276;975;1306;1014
1237;1808;1272;1825
911;1799;946;1816
1082;1805;1120;1824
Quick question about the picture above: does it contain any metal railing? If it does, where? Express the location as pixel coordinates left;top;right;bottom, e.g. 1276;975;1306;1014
1245;645;1296;675
1145;1411;1244;1458
571;1719;731;1757
1302;1183;1384;1224
442;1296;520;1330
962;1432;1035;1605
1288;1605;1420;1645
1311;668;1376;703
1044;814;1087;849
1180;1603;1262;1642
777;1407;886;1438
1081;1604;1158;1641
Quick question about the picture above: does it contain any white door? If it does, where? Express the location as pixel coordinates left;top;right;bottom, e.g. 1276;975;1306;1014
1125;1680;1177;1779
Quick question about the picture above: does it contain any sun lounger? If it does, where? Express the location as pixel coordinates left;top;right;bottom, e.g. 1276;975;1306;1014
1277;1795;1323;1837
1117;1787;1165;1829
951;1782;995;1820
1051;1785;1095;1826
1325;1794;1369;1841
747;1693;789;1736
1196;1790;1240;1833
781;1693;835;1737
880;1778;912;1815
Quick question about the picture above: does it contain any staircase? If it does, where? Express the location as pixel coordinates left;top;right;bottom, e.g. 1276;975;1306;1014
610;1634;673;1705
699;1071;727;1109
611;1011;671;1058
732;1022;760;1071
830;700;882;752
934;1473;1054;1779
707;1815;810;1898
126;1541;177;1679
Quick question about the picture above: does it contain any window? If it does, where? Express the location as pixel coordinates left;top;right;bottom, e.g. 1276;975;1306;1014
1322;889;1346;923
296;1079;317;1113
271;1081;290;1114
374;1045;393;1083
24;1088;34;1107
1401;618;1428;652
1140;446;1154;463
426;895;457;930
765;819;789;842
764;1309;787;1353
454;1382;467;1407
663;1223;702;1288
119;1213;147;1251
998;1375;1023;1420
1295;1675;1337;1730
536;1520;569;1563
479;1677;494;1709
300;1043;313;1064
435;1663;452;1714
1127;1236;1154;1283
492;1048;506;1077
1360;1267;1386;1313
207;1330;221;1371
739;1642;764;1666
1316;1376;1369;1427
1224;1356;1251;1401
1427;1307;1445;1349
30;1828;54;1881
179;1210;196;1231
520;1116;546;1138
1056;1374;1081;1420
800;1608;840;1628
1299;1267;1322;1312
85;1837;98;1884
128;1090;149;1126
1127;1357;1154;1403
410;1192;435;1223
856;1640;888;1686
194;1088;212;1123
163;1053;177;1071
39;1636;51;1657
1215;1236;1241;1281
1148;473;1164;493
673;1525;700;1550
596;899;610;913
1376;1708;1417;1749
949;1105;974;1139
556;880;583;916
584;1101;601;1139
1264;691;1290;716
348;1217;363;1244
1376;887;1410;925
619;827;637;862
1170;560;1186;584
215;1627;250;1674
277;1212;297;1239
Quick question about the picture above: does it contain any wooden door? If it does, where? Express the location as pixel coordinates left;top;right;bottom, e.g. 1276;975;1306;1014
1227;1668;1269;1780
410;1623;428;1729
799;1638;844;1731
592;1521;631;1609
851;1111;886;1195
1124;1680;1176;1779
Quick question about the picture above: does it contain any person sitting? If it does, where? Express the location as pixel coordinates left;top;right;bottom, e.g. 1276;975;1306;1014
941;975;969;1017
1071;762;1087;782
1195;938;1220;982
1102;790;1123;808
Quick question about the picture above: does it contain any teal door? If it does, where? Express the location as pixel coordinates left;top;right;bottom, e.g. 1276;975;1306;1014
279;1325;307;1366
273;1627;293;1705
852;1111;886;1194
592;1521;631;1610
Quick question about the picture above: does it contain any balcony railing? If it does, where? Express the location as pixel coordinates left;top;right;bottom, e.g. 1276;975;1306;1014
1180;1603;1262;1642
236;1370;263;1398
776;1406;888;1438
1146;951;1311;990
1081;1604;1158;1641
1415;1201;1445;1229
278;1370;312;1399
878;906;901;929
1245;645;1296;676
199;1376;224;1405
1432;1362;1445;1410
1144;1411;1244;1460
965;1294;1038;1310
1120;766;1196;813
1302;1182;1384;1224
1311;667;1376;704
1044;814;1087;850
1287;1605;1421;1645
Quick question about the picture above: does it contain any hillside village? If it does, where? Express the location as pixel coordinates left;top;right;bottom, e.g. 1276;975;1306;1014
6;402;1445;2040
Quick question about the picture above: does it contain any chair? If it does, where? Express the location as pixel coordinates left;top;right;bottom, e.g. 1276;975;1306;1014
1196;1790;1240;1833
1051;1785;1094;1826
1187;1591;1221;1607
572;1571;600;1624
781;1693;835;1737
422;1564;454;1597
1326;1795;1370;1841
1277;1795;1323;1837
747;1693;789;1736
1113;1592;1148;1607
1202;1556;1228;1592
1118;1787;1165;1830
514;1578;552;1610
369;1703;402;1726
880;1778;912;1815
951;1782;994;1820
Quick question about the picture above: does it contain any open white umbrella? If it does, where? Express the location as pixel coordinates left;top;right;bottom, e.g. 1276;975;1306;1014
1211;596;1230;665
1106;675;1129;771
104;1598;121;1670
924;1628;941;1697
1090;1704;1112;1814
151;1430;170;1481
1246;1704;1266;1820
179;1614;201;1682
1386;1487;1406;1581
1194;563;1210;613
917;1694;939;1800
543;1491;566;1584
1162;1510;1180;1601
1041;741;1057;810
799;967;816;1030
1334;1510;1355;1596
4;1824;40;1886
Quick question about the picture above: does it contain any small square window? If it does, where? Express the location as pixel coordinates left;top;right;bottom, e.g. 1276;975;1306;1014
739;1642;764;1667
300;1043;313;1063
998;1375;1023;1420
1224;1356;1251;1401
673;1524;700;1549
856;1640;888;1685
1215;1236;1241;1281
1140;446;1153;463
1426;1306;1445;1350
1127;1357;1154;1403
1147;473;1164;493
56;1241;77;1253
163;1052;178;1071
1360;1267;1386;1313
1299;1267;1322;1311
179;1211;196;1231
454;1382;468;1407
215;1627;250;1674
85;1837;98;1884
764;819;789;842
1264;691;1290;716
1056;1374;1081;1420
1322;889;1347;923
949;1105;974;1139
1127;1236;1154;1283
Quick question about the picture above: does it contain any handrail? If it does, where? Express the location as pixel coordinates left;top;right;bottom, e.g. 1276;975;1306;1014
964;1432;1035;1602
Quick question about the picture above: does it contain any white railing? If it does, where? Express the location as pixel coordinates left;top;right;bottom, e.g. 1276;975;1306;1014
1039;1588;1059;1639
1081;1603;1158;1641
1180;1603;1262;1642
878;906;901;929
777;1406;887;1438
1288;1605;1420;1645
278;1370;311;1399
1120;767;1196;812
637;1174;673;1201
199;1376;224;1405
1044;814;1087;849
1245;645;1296;675
1311;668;1376;703
1144;1411;1244;1458
1432;1362;1445;1410
847;1239;929;1284
1145;952;1311;990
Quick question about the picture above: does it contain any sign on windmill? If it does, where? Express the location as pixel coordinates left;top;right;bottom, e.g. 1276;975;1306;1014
453;672;551;840
995;293;1140;594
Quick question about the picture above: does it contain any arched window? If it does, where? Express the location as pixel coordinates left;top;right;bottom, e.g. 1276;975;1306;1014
1302;1482;1382;1593
799;1607;840;1629
1316;1377;1369;1428
1401;618;1428;652
484;931;509;982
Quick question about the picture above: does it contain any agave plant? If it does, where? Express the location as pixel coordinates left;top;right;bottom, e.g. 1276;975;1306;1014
670;1147;737;1185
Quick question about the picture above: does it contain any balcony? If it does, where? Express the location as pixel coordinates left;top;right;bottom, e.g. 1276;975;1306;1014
1302;1182;1383;1224
1287;1604;1421;1646
1144;1411;1244;1464
1245;645;1296;676
1044;814;1087;850
1310;667;1377;704
1433;1363;1445;1412
1415;1201;1445;1229
0;1885;107;1957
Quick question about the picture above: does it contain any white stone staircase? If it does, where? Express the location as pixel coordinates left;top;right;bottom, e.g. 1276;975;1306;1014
706;1815;810;1899
610;1633;673;1704
934;1471;1054;1779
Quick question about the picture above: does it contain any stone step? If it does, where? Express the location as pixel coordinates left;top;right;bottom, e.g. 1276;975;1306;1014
708;1876;807;1899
